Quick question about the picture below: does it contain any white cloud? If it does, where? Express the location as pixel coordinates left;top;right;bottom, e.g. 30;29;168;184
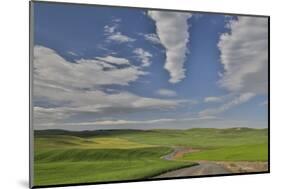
199;17;268;117
143;33;161;44
156;89;177;97
148;11;192;83
132;97;187;109
104;21;135;43
34;46;145;90
200;93;255;116
107;32;135;43
218;17;268;94
37;116;216;127
133;48;152;67
34;89;189;115
67;51;78;56
104;25;117;34
84;118;175;126
33;46;195;128
96;55;130;65
103;18;120;34
37;116;267;130
204;96;223;103
34;107;72;125
34;89;192;128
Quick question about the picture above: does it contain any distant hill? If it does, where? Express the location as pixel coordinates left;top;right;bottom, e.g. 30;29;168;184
34;127;268;138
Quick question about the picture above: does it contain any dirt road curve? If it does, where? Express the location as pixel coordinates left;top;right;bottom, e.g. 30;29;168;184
162;147;199;161
154;162;230;178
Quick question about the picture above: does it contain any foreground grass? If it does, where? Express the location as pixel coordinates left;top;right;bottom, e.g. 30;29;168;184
34;128;268;186
35;161;196;185
34;147;195;186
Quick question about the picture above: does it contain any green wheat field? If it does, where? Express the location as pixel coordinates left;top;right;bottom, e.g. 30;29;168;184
34;128;268;186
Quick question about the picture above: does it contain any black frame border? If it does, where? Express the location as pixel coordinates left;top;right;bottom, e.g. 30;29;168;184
29;1;270;188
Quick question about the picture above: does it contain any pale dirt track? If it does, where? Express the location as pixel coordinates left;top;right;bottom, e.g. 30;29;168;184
154;147;230;178
153;147;267;178
153;162;230;178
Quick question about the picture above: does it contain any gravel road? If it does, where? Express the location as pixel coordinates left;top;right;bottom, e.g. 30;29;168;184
154;162;230;178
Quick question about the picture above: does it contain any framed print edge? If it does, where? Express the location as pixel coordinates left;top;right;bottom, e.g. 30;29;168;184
29;1;270;188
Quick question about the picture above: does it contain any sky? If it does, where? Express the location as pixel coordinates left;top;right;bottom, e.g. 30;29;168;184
32;2;269;130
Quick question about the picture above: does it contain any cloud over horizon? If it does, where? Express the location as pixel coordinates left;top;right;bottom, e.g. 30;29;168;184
33;46;194;128
200;93;255;116
36;116;266;130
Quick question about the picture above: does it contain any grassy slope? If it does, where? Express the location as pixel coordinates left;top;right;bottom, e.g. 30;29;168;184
119;128;268;148
34;147;196;185
34;128;268;186
117;128;268;162
182;143;268;161
34;135;195;186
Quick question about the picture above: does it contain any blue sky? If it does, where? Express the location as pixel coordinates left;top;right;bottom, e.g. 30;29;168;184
33;2;268;130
